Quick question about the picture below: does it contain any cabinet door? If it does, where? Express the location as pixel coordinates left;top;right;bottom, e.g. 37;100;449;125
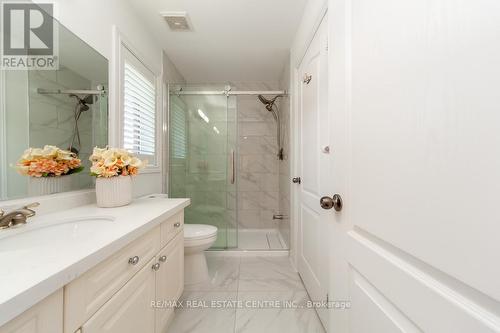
0;289;63;333
65;227;160;333
155;232;184;333
82;258;156;333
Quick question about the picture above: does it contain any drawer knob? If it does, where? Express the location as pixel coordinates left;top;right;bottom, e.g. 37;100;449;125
159;255;167;262
128;256;140;265
152;263;161;271
174;222;181;228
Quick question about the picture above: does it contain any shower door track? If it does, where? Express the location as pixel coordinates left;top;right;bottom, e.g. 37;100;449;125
37;88;107;96
172;89;287;96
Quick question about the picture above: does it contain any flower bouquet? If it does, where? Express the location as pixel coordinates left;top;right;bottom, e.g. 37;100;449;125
89;147;146;207
15;145;83;196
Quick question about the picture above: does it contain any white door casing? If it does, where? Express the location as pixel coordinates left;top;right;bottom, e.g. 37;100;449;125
328;0;500;332
0;70;6;200
296;15;330;329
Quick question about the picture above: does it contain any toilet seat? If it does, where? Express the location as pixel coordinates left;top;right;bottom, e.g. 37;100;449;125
184;224;218;241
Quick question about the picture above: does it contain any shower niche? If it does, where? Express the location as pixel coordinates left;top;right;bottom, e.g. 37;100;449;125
0;14;108;200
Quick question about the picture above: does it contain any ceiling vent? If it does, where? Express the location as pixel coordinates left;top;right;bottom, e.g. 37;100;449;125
161;12;192;31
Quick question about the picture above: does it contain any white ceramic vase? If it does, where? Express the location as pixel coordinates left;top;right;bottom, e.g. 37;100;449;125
95;176;132;208
28;175;72;196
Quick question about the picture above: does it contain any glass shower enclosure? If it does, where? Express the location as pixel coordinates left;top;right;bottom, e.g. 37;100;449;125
169;85;238;249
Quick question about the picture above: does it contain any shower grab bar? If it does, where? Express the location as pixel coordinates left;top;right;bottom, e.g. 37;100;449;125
230;150;235;185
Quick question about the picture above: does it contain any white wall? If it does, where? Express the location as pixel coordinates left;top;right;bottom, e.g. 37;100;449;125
163;52;185;86
45;0;185;197
162;51;186;194
45;0;160;65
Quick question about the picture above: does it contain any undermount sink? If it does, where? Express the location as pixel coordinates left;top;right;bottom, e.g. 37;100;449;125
0;216;115;250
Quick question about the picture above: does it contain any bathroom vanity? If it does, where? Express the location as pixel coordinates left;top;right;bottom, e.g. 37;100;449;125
0;196;189;333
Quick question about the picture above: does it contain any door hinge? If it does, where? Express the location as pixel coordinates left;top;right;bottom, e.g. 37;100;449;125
303;74;312;84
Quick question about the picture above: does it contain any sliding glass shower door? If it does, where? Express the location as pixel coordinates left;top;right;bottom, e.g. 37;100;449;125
169;86;237;249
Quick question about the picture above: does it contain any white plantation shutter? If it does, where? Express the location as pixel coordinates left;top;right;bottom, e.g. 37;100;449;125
170;98;187;159
122;47;157;163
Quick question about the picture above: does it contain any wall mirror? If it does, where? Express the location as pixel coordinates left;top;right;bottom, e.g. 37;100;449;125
0;11;108;201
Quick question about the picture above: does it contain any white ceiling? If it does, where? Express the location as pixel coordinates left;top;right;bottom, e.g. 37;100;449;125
126;0;307;83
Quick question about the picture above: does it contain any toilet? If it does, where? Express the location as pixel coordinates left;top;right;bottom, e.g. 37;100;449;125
183;224;218;285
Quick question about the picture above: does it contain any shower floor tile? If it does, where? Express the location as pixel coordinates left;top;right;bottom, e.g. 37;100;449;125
237;229;286;250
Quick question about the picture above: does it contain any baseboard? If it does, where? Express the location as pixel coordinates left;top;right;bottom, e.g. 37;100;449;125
206;249;290;257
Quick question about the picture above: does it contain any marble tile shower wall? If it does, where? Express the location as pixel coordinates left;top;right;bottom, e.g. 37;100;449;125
235;82;281;230
28;68;94;190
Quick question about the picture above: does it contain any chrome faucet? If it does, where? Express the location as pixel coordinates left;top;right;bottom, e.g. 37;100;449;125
0;202;40;230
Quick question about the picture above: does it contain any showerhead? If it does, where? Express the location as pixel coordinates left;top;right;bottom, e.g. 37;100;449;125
258;94;279;111
80;94;93;104
257;94;284;160
258;94;272;105
68;94;94;155
69;94;93;112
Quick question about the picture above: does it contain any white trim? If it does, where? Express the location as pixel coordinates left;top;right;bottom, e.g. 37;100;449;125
162;80;169;194
111;26;162;173
0;70;7;200
110;26;121;148
206;250;290;258
161;53;174;195
291;0;329;69
290;0;329;268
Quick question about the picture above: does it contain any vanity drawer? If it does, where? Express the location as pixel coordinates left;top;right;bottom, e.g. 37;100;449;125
81;258;156;333
160;211;183;247
64;226;160;333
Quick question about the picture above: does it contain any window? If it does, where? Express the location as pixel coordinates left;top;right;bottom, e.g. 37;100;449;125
122;46;157;165
170;98;187;159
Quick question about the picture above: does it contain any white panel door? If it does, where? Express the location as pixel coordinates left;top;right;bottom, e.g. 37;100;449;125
328;0;500;332
297;15;330;329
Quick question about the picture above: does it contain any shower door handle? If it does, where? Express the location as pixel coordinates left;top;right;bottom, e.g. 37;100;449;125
230;149;235;184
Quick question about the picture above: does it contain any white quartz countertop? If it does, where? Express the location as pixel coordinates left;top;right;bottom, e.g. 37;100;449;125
0;196;190;327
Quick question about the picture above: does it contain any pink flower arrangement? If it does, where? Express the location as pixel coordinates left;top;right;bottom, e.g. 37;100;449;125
15;145;83;177
89;147;146;178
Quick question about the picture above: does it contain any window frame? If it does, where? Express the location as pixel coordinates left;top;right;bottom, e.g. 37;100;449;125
0;69;7;199
115;29;162;173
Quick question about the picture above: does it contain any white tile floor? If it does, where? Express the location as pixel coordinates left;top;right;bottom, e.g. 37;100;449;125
168;254;325;333
237;229;286;250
